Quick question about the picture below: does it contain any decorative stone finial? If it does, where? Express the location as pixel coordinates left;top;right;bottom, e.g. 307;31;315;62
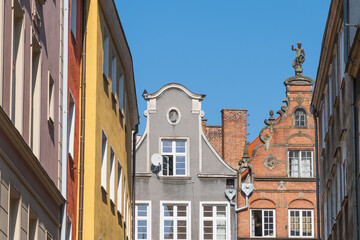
291;42;305;76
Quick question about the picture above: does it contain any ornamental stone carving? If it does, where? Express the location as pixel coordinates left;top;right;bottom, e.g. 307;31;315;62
263;154;277;170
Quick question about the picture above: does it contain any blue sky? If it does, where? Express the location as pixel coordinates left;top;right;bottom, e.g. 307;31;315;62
116;1;330;140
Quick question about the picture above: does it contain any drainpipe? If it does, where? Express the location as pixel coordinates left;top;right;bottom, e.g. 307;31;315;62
351;77;359;240
78;0;87;239
131;124;139;240
60;0;69;238
312;108;321;240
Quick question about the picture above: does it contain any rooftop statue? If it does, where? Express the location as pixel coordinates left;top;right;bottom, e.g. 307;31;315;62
292;42;305;76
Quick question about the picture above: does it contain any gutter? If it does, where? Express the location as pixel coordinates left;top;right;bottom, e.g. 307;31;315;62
350;77;359;240
78;0;87;238
311;106;321;240
60;0;69;238
131;124;139;240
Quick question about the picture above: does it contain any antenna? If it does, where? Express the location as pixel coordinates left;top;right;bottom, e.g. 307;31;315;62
150;153;162;174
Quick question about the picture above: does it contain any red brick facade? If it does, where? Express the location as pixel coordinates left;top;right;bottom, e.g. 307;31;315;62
203;76;317;239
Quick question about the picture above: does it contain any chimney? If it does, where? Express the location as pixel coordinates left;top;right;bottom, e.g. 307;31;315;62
221;109;247;169
202;119;208;134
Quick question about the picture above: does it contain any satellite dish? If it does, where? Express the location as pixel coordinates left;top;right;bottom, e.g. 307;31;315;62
151;153;162;166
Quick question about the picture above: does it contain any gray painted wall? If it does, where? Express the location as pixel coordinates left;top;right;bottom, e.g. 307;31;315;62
136;83;236;240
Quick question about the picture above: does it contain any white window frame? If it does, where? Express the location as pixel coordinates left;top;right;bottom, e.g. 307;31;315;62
160;201;191;240
48;72;55;127
68;92;75;160
109;146;115;202
102;24;109;81
101;130;108;191
323;195;328;240
117;160;123;214
288;209;314;238
200;201;230;240
123;176;126;216
160;139;188;176
250;209;276;237
294;108;306;126
288;150;313;177
135;201;151;240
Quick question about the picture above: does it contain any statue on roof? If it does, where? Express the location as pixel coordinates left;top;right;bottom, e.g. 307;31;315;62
292;42;305;76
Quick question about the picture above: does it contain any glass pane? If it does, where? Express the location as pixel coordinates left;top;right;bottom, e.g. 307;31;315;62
137;205;147;217
176;141;186;153
204;221;213;239
162;140;172;153
217;220;226;240
176;156;186;175
216;206;226;217
203;206;213;217
164;205;174;217
177;220;187;239
164;220;174;239
177;205;187;217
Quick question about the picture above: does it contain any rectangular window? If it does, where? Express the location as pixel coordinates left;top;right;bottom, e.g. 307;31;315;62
336;163;341;214
161;202;190;240
102;25;109;81
111;49;117;98
328;76;333;116
48;72;55;127
321;105;326;149
123;176;126;215
126;195;130;238
288;209;314;237
70;0;77;38
135;202;151;240
9;187;21;240
65;215;72;240
68;93;75;159
331;176;336;224
289;150;313;177
327;187;331;236
323;195;328;240
250;209;275;237
118;65;124;112
341;139;348;198
101;130;108;190
11;0;25;133
30;36;42;159
109;147;115;202
339;26;345;83
200;203;229;240
161;140;187;176
117;161;122;213
29;209;38;240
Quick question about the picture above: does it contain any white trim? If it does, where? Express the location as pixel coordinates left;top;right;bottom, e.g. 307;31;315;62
117;160;123;213
160;201;191;240
144;83;205;101
101;129;108;191
67;92;75;159
288;209;314;238
166;107;181;125
250;209;276;238
199;201;230;240
160;138;189;176
288;150;313;177
135;201;151;240
109;146;115;202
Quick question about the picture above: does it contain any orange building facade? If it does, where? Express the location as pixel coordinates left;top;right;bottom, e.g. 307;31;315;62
203;75;318;239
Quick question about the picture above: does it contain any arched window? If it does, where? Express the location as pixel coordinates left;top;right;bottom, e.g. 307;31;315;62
295;108;306;126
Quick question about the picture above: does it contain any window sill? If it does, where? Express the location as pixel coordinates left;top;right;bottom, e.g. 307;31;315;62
158;176;191;180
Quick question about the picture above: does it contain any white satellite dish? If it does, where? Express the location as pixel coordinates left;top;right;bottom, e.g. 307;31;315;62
151;153;162;166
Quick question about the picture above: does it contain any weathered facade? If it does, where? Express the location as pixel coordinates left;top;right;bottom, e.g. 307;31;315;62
135;83;237;240
0;0;65;238
80;0;139;239
311;0;360;239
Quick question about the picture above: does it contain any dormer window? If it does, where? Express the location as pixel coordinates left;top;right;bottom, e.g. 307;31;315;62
294;108;306;126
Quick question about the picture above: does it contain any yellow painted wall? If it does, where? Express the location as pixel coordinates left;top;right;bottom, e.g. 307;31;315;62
82;0;132;239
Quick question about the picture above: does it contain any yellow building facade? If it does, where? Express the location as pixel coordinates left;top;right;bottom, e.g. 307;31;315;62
82;0;139;239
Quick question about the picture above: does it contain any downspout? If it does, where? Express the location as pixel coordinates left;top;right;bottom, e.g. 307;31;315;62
312;108;321;240
60;0;69;238
131;124;139;240
351;77;359;240
78;0;87;239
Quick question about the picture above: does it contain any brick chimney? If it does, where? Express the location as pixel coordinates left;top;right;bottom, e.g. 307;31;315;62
221;109;247;169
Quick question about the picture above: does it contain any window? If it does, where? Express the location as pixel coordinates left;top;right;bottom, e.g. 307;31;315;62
126;195;130;238
117;161;122;213
323;195;328;240
68;93;75;159
30;36;42;159
294;108;306;126
11;0;25;133
321;104;326;149
9;187;21;240
288;150;313;177
118;64;124;112
200;203;229;240
109;147;115;202
70;0;77;38
161;140;187;176
331;175;336;225
328;76;333;116
327;187;332;236
48;72;55;127
288;209;314;237
136;202;151;240
339;26;345;83
336;162;341;214
123;176;126;215
250;209;275;237
102;25;109;80
161;202;190;240
111;49;117;98
101;130;108;190
29;209;38;240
